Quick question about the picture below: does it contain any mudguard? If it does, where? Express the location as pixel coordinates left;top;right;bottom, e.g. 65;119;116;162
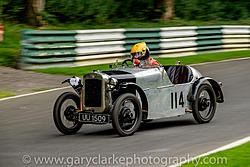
119;82;148;112
62;77;83;96
189;77;224;103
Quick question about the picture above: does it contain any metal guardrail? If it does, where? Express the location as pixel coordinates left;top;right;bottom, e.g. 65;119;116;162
20;25;250;69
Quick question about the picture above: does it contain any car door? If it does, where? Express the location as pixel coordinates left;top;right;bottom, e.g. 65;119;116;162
145;67;192;119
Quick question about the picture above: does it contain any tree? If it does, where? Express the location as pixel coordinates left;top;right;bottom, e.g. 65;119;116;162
160;0;174;20
26;0;46;26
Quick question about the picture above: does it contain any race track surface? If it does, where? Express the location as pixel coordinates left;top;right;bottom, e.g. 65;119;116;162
1;59;250;166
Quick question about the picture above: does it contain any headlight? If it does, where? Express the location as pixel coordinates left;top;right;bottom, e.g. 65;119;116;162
108;77;118;89
69;76;81;86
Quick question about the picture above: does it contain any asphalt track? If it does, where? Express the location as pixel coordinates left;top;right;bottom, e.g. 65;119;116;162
1;59;250;166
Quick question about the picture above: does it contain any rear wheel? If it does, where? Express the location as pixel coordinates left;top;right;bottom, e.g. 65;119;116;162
192;84;216;123
112;93;142;136
53;92;82;135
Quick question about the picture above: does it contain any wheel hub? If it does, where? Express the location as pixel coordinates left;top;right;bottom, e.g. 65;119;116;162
120;107;133;123
199;98;210;111
64;106;76;121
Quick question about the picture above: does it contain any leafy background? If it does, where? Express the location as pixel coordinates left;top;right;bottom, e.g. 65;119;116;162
0;0;249;24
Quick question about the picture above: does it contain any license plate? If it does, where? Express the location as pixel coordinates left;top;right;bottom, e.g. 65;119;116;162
79;113;109;124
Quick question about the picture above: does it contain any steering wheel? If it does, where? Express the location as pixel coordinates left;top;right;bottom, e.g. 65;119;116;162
122;59;134;67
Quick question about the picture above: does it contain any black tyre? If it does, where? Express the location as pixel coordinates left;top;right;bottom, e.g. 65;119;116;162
192;84;217;123
53;92;82;135
112;93;142;136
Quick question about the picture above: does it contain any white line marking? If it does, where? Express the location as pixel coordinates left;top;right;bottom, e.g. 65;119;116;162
0;86;71;102
169;135;250;167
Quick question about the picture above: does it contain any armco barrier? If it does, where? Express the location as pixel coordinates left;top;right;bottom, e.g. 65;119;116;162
0;22;3;42
20;25;250;69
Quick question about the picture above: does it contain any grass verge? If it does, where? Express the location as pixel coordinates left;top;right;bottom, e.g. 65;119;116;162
0;91;15;99
34;50;250;76
0;23;32;67
182;141;250;167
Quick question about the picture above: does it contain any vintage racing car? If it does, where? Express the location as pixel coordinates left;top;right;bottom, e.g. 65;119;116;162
53;59;224;136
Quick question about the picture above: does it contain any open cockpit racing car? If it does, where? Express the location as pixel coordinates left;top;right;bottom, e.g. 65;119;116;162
53;59;224;136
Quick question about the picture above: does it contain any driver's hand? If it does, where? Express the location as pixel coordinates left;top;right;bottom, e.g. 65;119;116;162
133;59;140;66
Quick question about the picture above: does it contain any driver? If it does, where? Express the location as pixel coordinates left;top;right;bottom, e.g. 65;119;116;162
130;42;159;66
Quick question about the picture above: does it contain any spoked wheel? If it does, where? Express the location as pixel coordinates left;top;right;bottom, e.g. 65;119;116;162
53;92;82;135
112;93;142;136
192;84;217;123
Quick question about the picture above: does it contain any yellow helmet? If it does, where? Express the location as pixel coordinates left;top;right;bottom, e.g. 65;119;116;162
130;42;150;60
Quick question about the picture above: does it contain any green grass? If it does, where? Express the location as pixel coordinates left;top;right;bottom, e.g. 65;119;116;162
34;63;110;76
0;23;33;67
182;141;250;167
39;18;250;30
34;50;250;76
0;91;15;98
0;19;250;67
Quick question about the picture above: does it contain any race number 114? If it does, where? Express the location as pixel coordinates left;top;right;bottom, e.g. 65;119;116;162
171;91;184;109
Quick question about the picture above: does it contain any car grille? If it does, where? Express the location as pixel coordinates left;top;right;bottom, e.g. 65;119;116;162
85;79;102;107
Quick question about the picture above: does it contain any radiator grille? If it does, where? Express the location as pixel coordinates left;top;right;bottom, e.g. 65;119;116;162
85;79;102;107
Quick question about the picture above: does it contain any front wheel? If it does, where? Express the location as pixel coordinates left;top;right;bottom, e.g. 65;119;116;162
112;93;142;136
53;92;82;135
192;84;217;123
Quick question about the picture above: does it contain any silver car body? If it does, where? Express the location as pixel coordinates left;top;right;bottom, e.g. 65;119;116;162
82;66;203;120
